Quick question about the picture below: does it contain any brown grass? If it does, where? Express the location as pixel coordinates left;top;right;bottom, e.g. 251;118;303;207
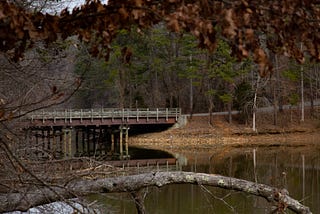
130;111;320;157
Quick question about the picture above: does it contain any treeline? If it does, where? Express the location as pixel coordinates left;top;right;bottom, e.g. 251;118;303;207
71;24;320;124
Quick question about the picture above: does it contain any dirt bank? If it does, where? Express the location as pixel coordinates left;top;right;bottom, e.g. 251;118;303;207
130;113;320;159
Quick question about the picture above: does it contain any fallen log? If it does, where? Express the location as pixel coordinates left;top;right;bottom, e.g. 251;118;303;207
0;171;311;214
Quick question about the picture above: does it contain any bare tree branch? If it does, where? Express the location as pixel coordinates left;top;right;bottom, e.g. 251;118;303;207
0;171;312;214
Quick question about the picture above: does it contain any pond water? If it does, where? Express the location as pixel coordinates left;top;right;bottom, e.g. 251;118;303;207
88;145;320;214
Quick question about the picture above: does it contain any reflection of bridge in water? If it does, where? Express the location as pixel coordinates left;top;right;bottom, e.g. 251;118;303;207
21;108;181;160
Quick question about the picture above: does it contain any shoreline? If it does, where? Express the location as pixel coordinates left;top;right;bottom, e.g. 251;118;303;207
130;115;320;159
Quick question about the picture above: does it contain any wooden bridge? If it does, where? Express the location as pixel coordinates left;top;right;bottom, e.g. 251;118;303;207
23;108;180;127
21;108;181;161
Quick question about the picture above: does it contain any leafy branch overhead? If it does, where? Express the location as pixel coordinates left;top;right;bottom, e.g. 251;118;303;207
0;0;319;76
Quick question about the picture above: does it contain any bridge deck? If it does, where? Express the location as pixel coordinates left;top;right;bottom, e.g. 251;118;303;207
23;108;181;127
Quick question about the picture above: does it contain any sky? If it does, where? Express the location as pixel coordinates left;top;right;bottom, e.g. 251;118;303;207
63;0;109;10
60;0;85;12
64;0;85;9
43;0;109;14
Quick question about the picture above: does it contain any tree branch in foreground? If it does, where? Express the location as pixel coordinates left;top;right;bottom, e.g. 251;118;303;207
0;171;311;214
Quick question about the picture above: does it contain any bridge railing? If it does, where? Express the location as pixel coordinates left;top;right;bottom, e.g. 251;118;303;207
27;108;181;122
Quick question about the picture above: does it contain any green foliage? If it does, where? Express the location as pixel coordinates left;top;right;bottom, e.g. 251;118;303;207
205;39;252;111
73;45;119;108
289;93;299;106
219;93;233;103
282;69;300;82
206;89;217;96
209;40;236;80
234;81;253;109
233;81;253;123
72;24;255;112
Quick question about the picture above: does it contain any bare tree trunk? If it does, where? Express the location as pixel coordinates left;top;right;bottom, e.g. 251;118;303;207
301;69;305;122
189;55;194;118
228;101;232;123
208;98;214;126
189;78;193;118
309;69;314;117
252;76;260;132
273;79;278;126
300;43;305;122
0;171;311;214
273;55;278;126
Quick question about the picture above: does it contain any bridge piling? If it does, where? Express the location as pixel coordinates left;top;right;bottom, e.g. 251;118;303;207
118;125;130;160
81;129;85;155
68;129;72;157
125;126;129;159
58;128;63;156
119;126;123;160
111;133;115;154
63;129;67;158
93;128;96;156
86;127;90;156
41;129;44;158
75;129;79;155
47;128;50;157
52;128;56;158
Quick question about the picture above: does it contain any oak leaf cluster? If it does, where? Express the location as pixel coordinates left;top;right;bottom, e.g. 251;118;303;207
0;0;319;75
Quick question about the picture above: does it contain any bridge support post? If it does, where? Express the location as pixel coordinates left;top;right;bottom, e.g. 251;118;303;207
82;128;85;155
63;129;67;158
119;127;123;160
68;128;72;157
47;127;51;155
125;126;129;159
119;126;130;160
52;128;56;158
59;130;63;158
25;129;30;158
111;133;114;154
86;127;90;156
75;129;79;155
35;130;39;158
93;128;96;156
42;129;45;158
62;128;72;158
99;127;104;155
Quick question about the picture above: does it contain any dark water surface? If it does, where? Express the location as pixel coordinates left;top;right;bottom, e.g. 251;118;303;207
88;145;320;213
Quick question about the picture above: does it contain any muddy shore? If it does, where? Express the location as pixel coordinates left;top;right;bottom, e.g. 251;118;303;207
130;114;320;161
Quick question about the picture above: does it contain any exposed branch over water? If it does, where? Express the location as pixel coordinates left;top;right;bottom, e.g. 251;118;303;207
0;171;311;214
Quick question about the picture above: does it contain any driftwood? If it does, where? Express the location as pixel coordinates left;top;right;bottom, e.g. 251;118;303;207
0;171;311;214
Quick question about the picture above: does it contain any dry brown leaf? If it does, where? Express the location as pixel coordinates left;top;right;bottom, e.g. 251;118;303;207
121;47;133;64
223;9;237;38
254;48;271;77
132;9;141;20
241;0;249;7
243;13;251;26
245;28;254;42
167;17;180;32
0;110;4;119
118;7;129;20
135;0;143;7
239;45;249;58
0;0;319;66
